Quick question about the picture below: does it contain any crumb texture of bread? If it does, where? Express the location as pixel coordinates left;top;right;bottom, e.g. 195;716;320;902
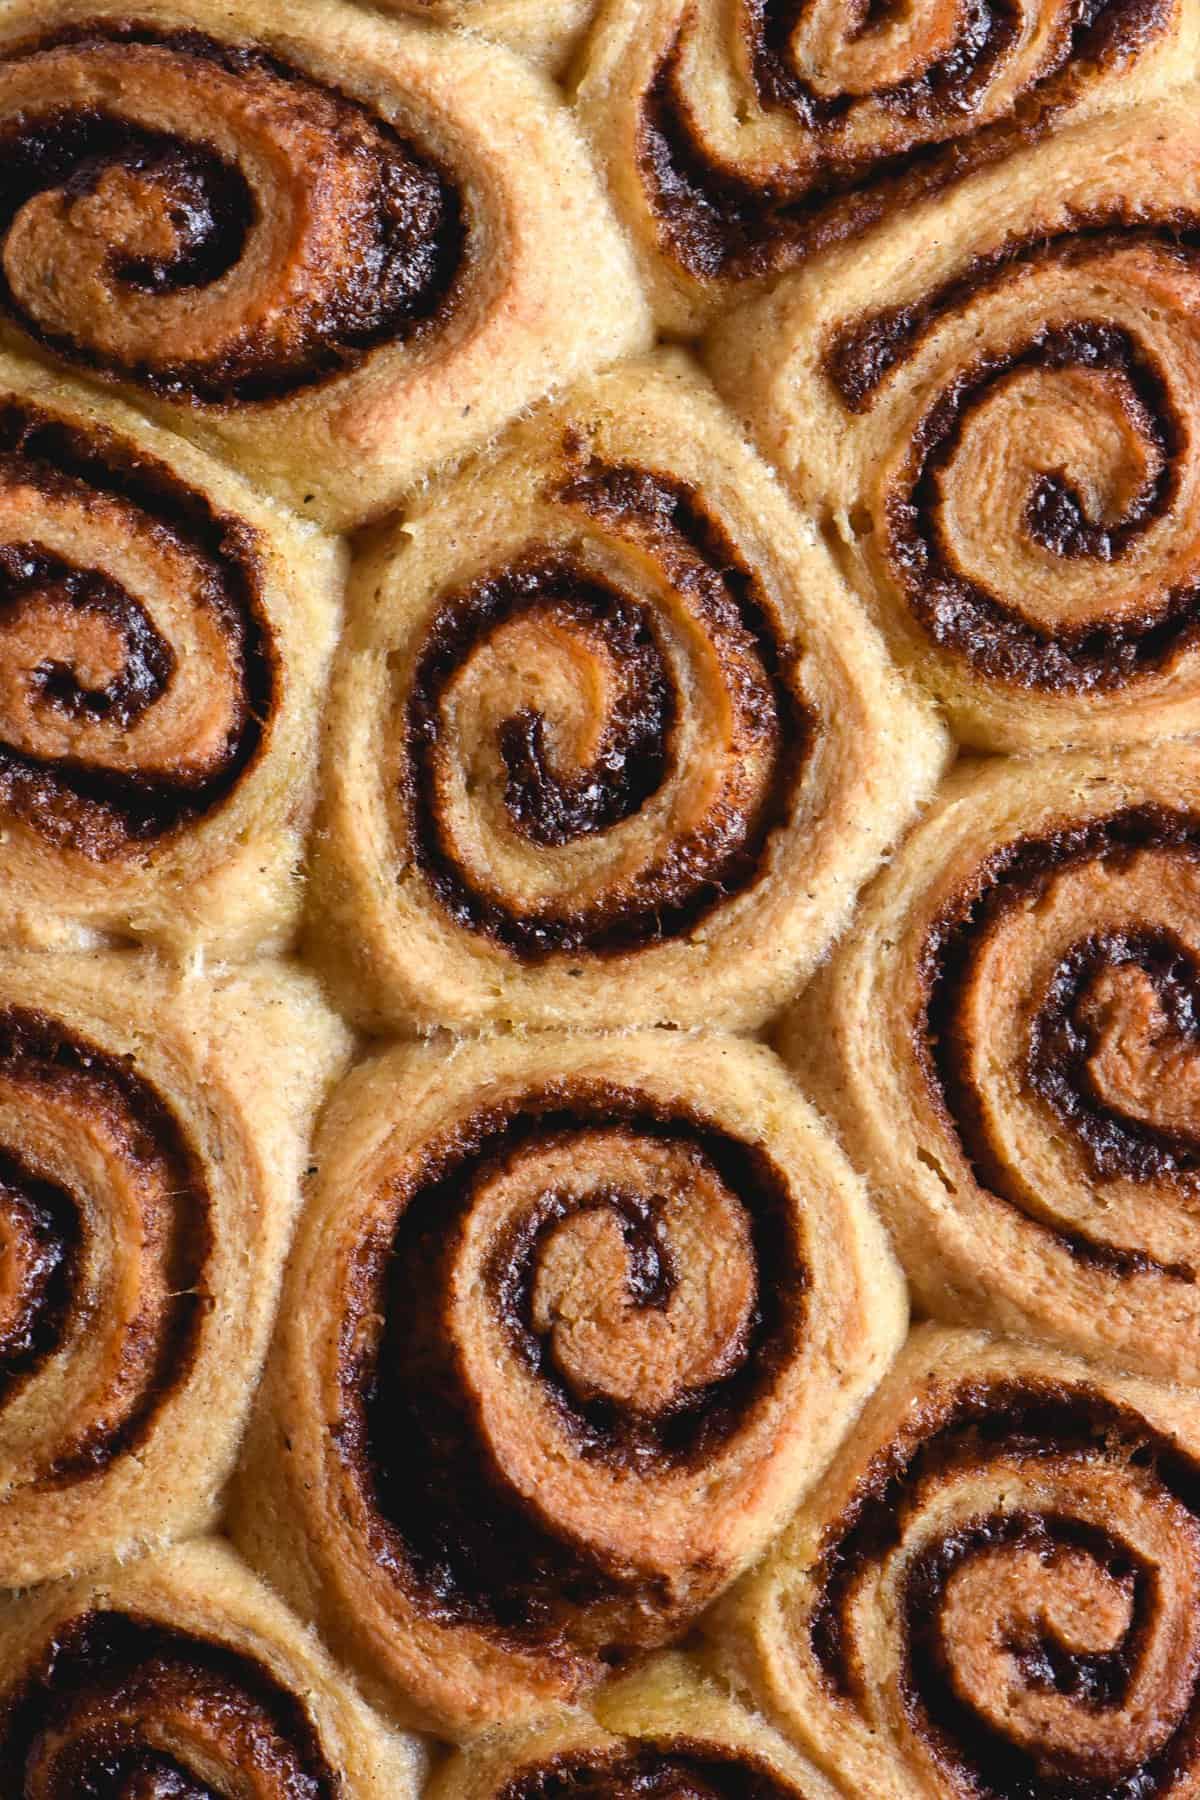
0;0;1195;1786
379;0;599;74
429;1653;840;1800
576;0;1200;333
0;351;342;956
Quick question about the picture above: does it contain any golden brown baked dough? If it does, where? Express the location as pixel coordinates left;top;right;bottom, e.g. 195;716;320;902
232;1030;906;1737
383;0;598;74
575;0;1198;334
0;952;348;1587
712;1325;1200;1799
0;351;340;955
310;352;946;1032
430;1654;839;1800
707;101;1200;752
784;741;1200;1382
0;1537;424;1796
0;0;651;530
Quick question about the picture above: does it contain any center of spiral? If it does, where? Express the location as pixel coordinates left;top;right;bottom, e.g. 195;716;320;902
516;1135;758;1416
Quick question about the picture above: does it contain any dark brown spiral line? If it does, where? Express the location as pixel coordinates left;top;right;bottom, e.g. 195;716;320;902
0;1005;210;1485
0;22;464;403
808;1380;1200;1797
919;804;1200;1277
0;398;275;858
500;1744;814;1800
0;1609;337;1797
402;459;811;959
640;0;1172;283
333;1081;807;1653
823;222;1200;694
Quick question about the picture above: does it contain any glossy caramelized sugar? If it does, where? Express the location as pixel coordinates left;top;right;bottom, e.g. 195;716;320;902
0;24;460;404
0;1539;421;1796
0;351;339;954
0;397;272;857
782;745;1200;1386
0;955;347;1591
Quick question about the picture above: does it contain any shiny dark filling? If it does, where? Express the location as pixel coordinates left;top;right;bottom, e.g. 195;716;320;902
0;1149;78;1409
333;1083;807;1647
751;0;1020;125
0;1005;211;1483
810;1380;1200;1797
0;23;464;402
403;463;809;960
1031;925;1200;1189
0;398;274;858
638;0;1170;281
883;317;1200;690
497;588;673;848
825;219;1200;408
0;1610;337;1797
500;1743;812;1800
921;804;1200;1274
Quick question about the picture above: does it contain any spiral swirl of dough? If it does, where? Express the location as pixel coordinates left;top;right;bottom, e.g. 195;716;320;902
715;1328;1200;1800
575;0;1193;328
233;1033;904;1735
785;742;1200;1380
313;355;945;1030
708;101;1200;748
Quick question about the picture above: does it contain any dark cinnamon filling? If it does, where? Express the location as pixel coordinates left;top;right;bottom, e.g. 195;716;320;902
826;218;1200;409
809;1378;1200;1795
0;1149;79;1408
333;1084;807;1649
751;0;1020;126
0;399;274;858
0;23;465;403
501;1743;813;1800
0;1006;211;1484
882;318;1200;691
0;1610;337;1797
403;463;810;961
638;0;1169;281
920;804;1200;1272
1031;926;1200;1188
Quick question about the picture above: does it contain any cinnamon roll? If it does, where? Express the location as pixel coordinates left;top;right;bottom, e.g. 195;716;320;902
709;100;1200;751
0;952;348;1587
232;1030;905;1737
0;353;339;955
0;0;651;530
0;1537;424;1797
575;0;1197;334
784;741;1200;1382
430;1654;838;1800
714;1325;1200;1800
386;0;599;74
310;353;946;1032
